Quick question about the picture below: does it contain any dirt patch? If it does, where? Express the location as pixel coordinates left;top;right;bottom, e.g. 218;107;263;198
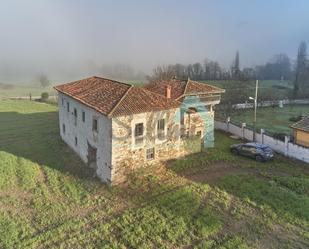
181;161;260;184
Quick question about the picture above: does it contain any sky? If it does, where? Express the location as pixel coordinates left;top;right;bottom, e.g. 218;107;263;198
0;0;309;83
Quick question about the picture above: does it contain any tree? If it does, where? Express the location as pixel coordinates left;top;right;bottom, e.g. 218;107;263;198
192;63;203;80
148;65;175;81
294;41;308;97
38;74;50;88
231;51;241;80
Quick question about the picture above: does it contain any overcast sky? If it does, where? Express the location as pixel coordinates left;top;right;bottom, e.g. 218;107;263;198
1;0;309;83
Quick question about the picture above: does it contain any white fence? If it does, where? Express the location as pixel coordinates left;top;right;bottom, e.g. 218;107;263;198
232;99;309;110
215;120;309;163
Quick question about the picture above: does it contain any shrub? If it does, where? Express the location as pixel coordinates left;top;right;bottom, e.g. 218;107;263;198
41;92;49;102
272;132;287;141
289;115;302;122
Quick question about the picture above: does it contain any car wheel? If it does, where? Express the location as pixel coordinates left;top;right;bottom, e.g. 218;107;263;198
231;149;238;155
255;155;263;162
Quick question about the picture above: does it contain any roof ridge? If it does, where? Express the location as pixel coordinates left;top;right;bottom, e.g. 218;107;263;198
107;85;133;117
141;86;181;104
92;76;133;87
188;79;225;91
175;79;190;100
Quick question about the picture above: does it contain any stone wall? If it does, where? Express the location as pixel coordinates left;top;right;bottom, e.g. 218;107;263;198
57;93;112;182
111;108;193;184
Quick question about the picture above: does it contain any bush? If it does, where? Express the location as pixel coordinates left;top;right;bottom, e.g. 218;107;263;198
289;115;302;122
41;92;49;102
272;132;287;141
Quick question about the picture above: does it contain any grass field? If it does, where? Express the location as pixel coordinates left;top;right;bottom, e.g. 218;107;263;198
0;84;56;99
0;100;308;248
227;105;309;135
202;80;293;100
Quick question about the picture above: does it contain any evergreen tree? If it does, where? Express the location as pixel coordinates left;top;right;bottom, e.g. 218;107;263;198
294;41;308;96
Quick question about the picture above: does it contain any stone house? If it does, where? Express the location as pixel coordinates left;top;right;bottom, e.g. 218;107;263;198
54;76;224;184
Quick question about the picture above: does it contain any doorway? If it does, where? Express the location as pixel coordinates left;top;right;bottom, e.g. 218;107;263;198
87;141;97;169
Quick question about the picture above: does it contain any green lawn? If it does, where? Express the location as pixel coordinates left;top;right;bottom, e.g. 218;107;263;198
0;100;308;248
0;84;55;99
201;80;293;100
227;105;309;135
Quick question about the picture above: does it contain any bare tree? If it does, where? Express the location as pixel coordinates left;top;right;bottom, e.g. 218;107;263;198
38;74;50;88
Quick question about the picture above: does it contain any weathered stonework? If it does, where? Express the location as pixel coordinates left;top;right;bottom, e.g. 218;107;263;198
111;108;184;184
57;94;217;185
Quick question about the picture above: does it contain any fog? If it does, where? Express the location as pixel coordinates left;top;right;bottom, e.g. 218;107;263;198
0;0;309;84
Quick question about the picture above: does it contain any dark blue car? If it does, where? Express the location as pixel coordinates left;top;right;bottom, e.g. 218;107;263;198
230;142;274;161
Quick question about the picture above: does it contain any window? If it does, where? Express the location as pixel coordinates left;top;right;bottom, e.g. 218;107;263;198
157;119;165;139
134;123;144;144
82;111;85;122
62;124;66;134
93;118;98;132
61;98;64;106
75;137;78;146
146;148;155;160
196;131;202;137
74;108;77;126
67;102;70;112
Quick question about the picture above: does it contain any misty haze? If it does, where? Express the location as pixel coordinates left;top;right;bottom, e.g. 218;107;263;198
1;1;309;249
1;1;309;84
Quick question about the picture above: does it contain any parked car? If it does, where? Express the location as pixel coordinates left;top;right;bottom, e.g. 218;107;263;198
230;142;274;161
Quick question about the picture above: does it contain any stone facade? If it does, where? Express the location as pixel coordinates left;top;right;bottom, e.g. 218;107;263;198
111;108;184;184
58;93;216;185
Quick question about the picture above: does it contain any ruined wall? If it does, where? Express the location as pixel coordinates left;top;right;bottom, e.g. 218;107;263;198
183;110;215;148
57;93;112;183
111;108;188;184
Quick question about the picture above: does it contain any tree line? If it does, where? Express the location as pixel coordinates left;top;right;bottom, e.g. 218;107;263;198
148;51;294;82
148;41;309;98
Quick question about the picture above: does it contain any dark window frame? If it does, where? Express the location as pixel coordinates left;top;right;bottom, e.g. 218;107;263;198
82;111;85;122
92;118;98;132
134;123;144;145
157;119;165;139
74;108;77;126
67;102;70;112
146;147;155;160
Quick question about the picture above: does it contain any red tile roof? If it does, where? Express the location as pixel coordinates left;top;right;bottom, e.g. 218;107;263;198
144;79;224;100
144;79;187;99
185;80;225;95
54;76;180;117
109;87;180;117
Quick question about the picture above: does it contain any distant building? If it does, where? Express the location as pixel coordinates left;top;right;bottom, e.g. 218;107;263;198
54;76;224;184
291;116;309;148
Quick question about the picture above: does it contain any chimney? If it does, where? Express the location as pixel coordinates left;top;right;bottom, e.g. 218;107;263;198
166;85;171;99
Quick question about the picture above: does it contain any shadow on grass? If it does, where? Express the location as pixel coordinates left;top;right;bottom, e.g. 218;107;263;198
0;111;94;179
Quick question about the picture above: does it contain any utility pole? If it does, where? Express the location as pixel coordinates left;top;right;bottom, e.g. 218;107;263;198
249;80;259;142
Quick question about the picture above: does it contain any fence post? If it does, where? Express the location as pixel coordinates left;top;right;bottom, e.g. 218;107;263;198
284;136;289;156
241;123;246;139
260;129;264;144
226;117;230;132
